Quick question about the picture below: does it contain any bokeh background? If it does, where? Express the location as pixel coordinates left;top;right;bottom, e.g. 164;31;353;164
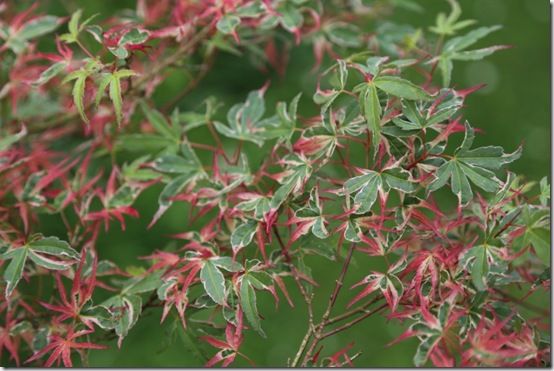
28;0;551;367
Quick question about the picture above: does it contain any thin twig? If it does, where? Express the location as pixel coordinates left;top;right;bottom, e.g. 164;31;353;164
298;242;357;366
320;303;387;340
325;296;382;326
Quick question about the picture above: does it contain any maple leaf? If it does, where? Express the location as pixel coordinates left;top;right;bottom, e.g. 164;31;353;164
348;257;406;312
25;328;106;367
428;122;521;205
2;236;79;298
39;251;102;330
201;310;253;367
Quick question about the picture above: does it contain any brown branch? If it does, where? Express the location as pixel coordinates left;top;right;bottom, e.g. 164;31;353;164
325;295;383;326
320;303;387;340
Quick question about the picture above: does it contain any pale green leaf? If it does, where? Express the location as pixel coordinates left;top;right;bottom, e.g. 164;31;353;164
200;260;226;305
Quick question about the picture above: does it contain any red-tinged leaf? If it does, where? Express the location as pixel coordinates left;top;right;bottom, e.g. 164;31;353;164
0;313;22;365
201;336;229;350
273;275;294;308
347;274;381;308
205;350;226;367
255;226;268;262
25;328;106;367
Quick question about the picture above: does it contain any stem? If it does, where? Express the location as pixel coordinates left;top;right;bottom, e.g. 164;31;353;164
290;326;313;367
76;39;95;59
325;296;382;326
320;303;387;340
323;242;356;321
273;226;318;367
296;243;357;366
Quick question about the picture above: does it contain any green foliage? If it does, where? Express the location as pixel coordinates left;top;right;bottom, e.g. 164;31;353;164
428;123;521;204
2;236;78;297
0;0;548;368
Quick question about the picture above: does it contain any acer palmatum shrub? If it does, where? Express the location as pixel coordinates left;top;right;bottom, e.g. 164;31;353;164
0;0;550;367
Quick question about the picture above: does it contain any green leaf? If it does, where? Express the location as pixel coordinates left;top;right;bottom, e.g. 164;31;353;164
392;92;462;130
231;220;258;253
470;245;488;291
0;126;27;151
2;236;78;297
374;76;432;100
109;70;136;126
539;177;550;206
413;335;439;366
436;25;503;86
211;257;242;272
429;0;474;36
325;22;361;48
337;59;348;89
240;277;265;337
18;16;60;41
428;122;521;204
298;233;337;260
453;45;508;61
344;220;361;242
344;171;382;214
438;57;454;87
95;73;112;108
200;260;226;305
108;29;149;59
67;9;82;39
86;25;103;43
269;156;311;211
177;322;209;363
115;134;178;153
141;102;179;139
3;248;28;298
28;252;73;271
32;328;50;352
443;26;501;53
153;155;197;174
515;205;550;265
124;271;164;295
68;72;89;124
382;168;417;193
81;305;115;330
278;3;303;33
360;83;381;148
28;236;79;260
236;195;270;220
60;9;96;43
151;143;204;226
34;62;66;86
217;15;241;34
528;228;550;265
214;88;268;146
119;28;149;46
101;294;142;344
154;173;193;218
270;175;299;210
9;320;32;336
157;278;177;301
312;217;329;239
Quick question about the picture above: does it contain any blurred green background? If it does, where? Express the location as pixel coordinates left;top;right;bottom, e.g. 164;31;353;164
31;0;551;367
